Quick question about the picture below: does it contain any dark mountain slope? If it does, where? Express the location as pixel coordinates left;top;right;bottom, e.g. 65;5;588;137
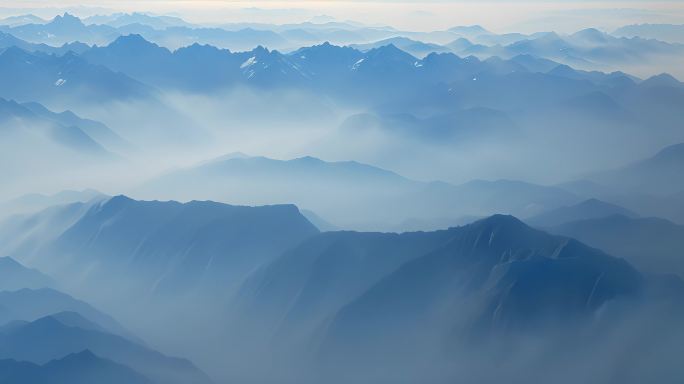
0;288;136;343
233;229;458;348
0;316;209;384
0;47;150;105
40;196;319;298
0;350;152;384
322;215;644;358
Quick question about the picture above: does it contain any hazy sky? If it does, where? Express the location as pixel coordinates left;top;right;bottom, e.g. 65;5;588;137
2;1;684;32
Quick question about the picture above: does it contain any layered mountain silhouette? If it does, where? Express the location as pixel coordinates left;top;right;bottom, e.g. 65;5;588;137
0;257;54;291
84;12;193;29
559;143;684;224
20;102;130;153
550;214;684;277
0;98;111;156
229;214;682;381
0;288;136;342
0;13;118;46
587;142;684;196
66;34;653;100
0;11;683;384
0;314;211;384
0;189;105;219
16;195;319;299
0;31;89;55
613;24;684;44
527;198;639;228
0;200;99;261
0;47;150;105
323;215;641;346
0;350;152;384
0;99;117;202
2;12;682;75
137;154;581;230
233;228;460;348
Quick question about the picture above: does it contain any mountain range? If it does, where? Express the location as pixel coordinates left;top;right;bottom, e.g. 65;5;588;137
2;195;319;303
587;142;684;196
0;10;682;384
0;257;54;291
0;350;152;384
550;214;684;278
1;192;682;382
527;198;639;228
613;24;684;44
135;154;582;230
0;252;212;383
0;314;211;384
0;47;150;106
559;143;684;224
0;288;135;342
227;214;684;382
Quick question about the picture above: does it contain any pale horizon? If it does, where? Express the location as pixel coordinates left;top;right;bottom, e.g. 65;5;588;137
2;1;684;32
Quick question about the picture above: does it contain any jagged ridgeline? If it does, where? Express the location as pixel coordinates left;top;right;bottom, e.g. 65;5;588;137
0;8;683;384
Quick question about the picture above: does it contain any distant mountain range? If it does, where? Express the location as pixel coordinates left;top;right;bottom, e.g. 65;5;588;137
0;254;211;383
0;189;105;219
1;30;683;174
69;34;652;99
0;257;54;291
0;288;136;342
83;12;194;29
2;13;682;67
0;315;211;384
550;214;684;278
0;13;118;46
0;48;150;106
136;154;582;230
527;198;639;228
557;143;684;224
524;197;684;277
20;102;131;153
0;98;112;156
587;142;684;196
613;24;684;44
0;31;89;55
0;12;682;382
0;97;126;191
0;350;152;384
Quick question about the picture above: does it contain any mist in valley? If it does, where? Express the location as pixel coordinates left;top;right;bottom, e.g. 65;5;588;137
0;2;683;384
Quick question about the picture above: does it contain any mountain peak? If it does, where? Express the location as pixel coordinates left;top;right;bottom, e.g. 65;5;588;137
51;12;84;27
641;73;682;88
109;34;159;50
365;44;416;62
571;28;608;42
448;25;491;35
103;195;135;208
291;155;324;164
476;214;526;228
467;214;532;239
652;142;684;162
251;45;270;55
